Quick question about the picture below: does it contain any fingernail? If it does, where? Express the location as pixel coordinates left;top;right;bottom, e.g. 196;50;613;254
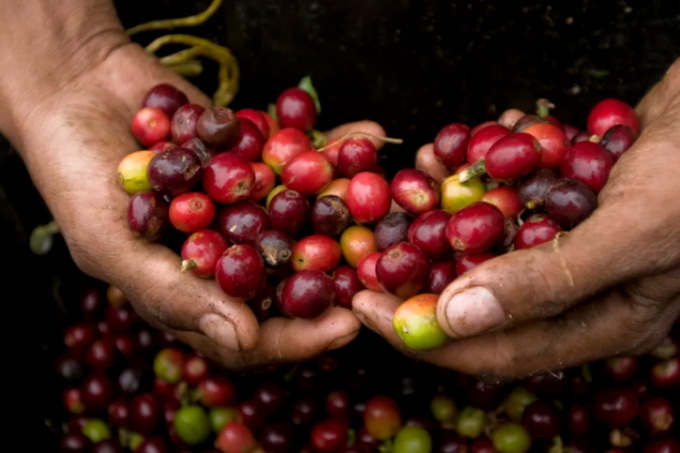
199;314;241;351
444;287;505;337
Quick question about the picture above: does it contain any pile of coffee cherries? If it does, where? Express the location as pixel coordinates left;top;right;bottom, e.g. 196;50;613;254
118;81;646;352
56;282;678;453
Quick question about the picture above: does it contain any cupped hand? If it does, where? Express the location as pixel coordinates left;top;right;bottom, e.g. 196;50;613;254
354;58;680;381
0;2;385;369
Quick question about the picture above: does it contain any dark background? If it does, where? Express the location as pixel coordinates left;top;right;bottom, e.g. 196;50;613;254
2;0;679;448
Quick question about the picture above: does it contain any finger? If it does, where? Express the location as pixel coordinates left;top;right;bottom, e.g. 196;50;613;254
415;144;451;183
436;179;680;339
325;121;388;150
354;285;680;380
111;237;261;352
174;307;361;370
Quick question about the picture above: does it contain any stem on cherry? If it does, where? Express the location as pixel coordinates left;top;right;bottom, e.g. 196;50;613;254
458;159;487;183
314;132;404;153
180;259;197;273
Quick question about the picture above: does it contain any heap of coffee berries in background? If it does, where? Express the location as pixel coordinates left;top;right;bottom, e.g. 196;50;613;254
56;282;678;453
118;80;646;353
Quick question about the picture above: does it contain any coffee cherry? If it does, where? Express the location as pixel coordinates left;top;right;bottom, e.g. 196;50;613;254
128;191;170;242
338;137;378;177
433;123;471;169
391;169;440;216
132;107;171;147
143;83;188;118
514;214;561;249
601;125;637;161
517;169;557;210
357;252;382;292
277;88;317;132
218;201;270;245
481;186;522;219
545;178;598;230
312;195;352;238
347;172;392;224
169;192;215;233
268;190;312;237
204;153;256;204
262;128;313;175
292;234;342;272
215;244;266;300
281;270;336;318
408;210;452;259
587;98;639;138
376;243;430;298
255;230;294;269
424;262;457;295
333;266;364;309
467;124;511;163
393;294;449;350
197;106;241;148
340;225;377;268
181;230;228;278
118;151;156;194
492;423;531;453
440;174;485;214
446;202;505;253
560;141;613;193
174;405;211;446
282;151;334;195
375;212;412;251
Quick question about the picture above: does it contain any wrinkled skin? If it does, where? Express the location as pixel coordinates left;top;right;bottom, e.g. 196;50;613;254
0;0;388;370
355;57;680;382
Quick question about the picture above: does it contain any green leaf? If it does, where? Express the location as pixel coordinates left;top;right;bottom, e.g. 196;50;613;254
298;76;322;114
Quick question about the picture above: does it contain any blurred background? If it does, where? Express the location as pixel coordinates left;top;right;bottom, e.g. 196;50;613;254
2;0;678;447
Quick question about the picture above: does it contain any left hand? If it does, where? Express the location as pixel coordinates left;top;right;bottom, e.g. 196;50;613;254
353;58;680;382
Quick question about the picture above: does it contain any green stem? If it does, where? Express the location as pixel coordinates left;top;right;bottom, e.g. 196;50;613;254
167;60;204;77
126;0;223;36
309;130;328;149
458;159;487;183
29;220;60;255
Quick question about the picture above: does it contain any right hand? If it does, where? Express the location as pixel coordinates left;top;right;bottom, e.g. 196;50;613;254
0;0;367;370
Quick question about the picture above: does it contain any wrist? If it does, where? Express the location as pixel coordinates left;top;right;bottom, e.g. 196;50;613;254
0;0;129;147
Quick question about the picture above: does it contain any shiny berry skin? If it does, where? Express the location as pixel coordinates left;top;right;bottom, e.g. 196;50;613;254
503;386;537;422
137;437;168;453
254;382;283;415
470;437;495;453
262;128;313;175
471;120;498;135
523;123;571;169
197;107;241;148
239;399;266;430
312;195;352;238
587;98;640;138
255;230;294;269
181;137;215;166
521;401;559;441
282;151;334;194
259;423;292;453
79;288;104;320
517;169;557;210
601;125;637;161
347;172;392;224
64;322;97;350
571;131;593;144
481;186;522;219
545;178;598;230
374;213;411;251
117;150;156;194
467;124;511;163
593;388;639;427
333;265;364;309
563;123;579;140
393;293;449;350
132;107;171;147
394;426;432;453
218;201;270;245
425;261;457;294
292;397;318;425
198;376;236;407
433;123;471;169
142;83;188;118
568;404;590;437
86;338;118;371
560;141;613;193
485;133;541;181
605;357;639;382
338;137;378;178
55;353;82;382
106;305;137;333
292;234;342;272
183;355;209;386
63;387;85;414
357;252;383;292
181;230;228;278
236;109;270;138
130;393;160;434
281;270;336;318
153;348;184;384
513;214;561;249
60;433;90;453
171;104;205;144
364;396;402;440
391;169;440;216
650;357;680;389
455;252;496;275
118;367;145;395
491;422;531;453
215;244;266;299
230;118;266;161
430;395;457;424
268;189;311;237
325;390;350;421
147;147;203;195
216;422;257;453
91;440;123;453
311;419;348;453
108;400;129;428
641;396;674;435
446;202;505;253
340;225;377;268
82;373;114;412
128;191;170;242
203;153;256;204
512;115;546;133
643;437;680;453
249;162;276;201
169;192;215;233
407;210;451;259
440;174;486;214
319;178;351;202
376;243;430;298
277;87;317;131
173;405;210;446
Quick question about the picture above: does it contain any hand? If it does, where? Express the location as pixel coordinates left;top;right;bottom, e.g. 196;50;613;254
354;57;680;382
0;0;375;370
